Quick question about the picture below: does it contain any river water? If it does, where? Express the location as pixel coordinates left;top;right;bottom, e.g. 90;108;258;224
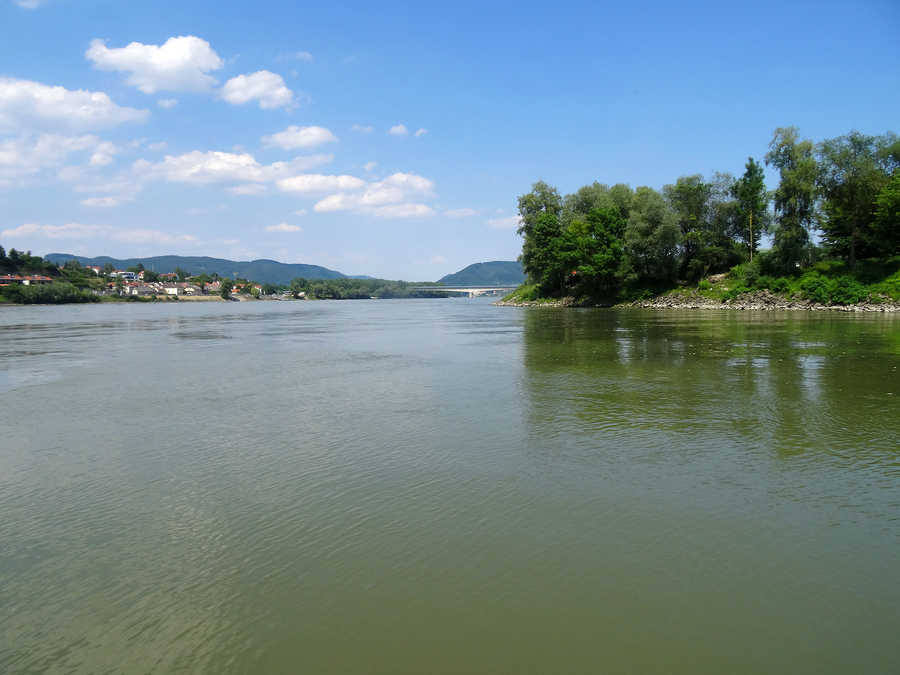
1;299;898;673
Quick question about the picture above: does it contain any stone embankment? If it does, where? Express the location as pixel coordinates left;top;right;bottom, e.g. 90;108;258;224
623;289;900;312
497;290;900;311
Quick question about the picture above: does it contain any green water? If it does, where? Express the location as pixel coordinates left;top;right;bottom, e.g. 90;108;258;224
1;300;898;673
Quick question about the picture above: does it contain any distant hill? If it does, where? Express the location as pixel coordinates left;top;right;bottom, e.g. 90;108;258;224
438;261;524;286
45;254;345;284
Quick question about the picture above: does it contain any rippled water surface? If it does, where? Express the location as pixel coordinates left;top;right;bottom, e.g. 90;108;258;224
1;300;898;673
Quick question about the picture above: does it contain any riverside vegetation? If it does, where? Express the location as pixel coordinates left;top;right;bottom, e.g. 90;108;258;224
503;127;900;309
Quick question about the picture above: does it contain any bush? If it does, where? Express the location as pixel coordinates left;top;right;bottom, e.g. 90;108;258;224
830;276;868;305
769;277;791;294
697;279;712;291
799;272;836;304
0;281;98;304
722;283;751;301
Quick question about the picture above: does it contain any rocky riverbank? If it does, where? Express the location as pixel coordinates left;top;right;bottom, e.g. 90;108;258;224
497;289;900;312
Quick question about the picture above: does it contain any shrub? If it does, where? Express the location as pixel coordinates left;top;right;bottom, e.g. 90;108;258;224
0;281;98;304
722;283;751;301
698;279;712;291
769;277;791;294
830;276;868;305
799;272;836;304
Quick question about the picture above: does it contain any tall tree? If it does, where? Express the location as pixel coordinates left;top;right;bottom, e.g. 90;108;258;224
566;207;626;299
872;171;900;257
624;187;680;284
766;127;818;272
664;175;713;279
731;157;769;260
517;181;563;286
817;131;899;265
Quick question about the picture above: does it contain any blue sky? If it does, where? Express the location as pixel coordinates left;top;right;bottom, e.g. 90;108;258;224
1;0;898;279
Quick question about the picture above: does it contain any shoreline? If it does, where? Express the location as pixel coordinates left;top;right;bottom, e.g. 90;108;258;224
496;289;900;312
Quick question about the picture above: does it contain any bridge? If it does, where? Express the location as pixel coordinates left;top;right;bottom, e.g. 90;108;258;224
407;285;518;298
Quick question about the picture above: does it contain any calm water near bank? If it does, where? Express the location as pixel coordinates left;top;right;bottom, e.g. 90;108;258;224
1;299;898;673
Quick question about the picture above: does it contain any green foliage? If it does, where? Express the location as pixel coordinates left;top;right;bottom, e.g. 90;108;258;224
817;132;899;264
0;281;98;304
624;186;680;285
220;278;234;299
697;279;712;291
872;171;900;257
722;284;751;301
731;157;770;258
766;127;817;272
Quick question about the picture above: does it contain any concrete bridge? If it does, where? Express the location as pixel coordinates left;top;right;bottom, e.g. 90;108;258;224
408;285;518;298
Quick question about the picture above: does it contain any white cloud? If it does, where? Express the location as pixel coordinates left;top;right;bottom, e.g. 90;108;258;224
86;36;224;93
221;71;293;109
147;141;168;152
14;0;47;8
445;208;477;218
351;124;373;133
262;125;337;149
0;77;149;131
1;222;197;245
89;141;118;166
388;124;409;136
264;223;302;233
81;196;125;208
138;150;333;185
276;51;313;63
294;208;308;216
312;171;435;219
369;203;434;218
415;128;428;137
364;161;377;172
487;215;522;229
157;98;178;109
276;174;366;193
228;183;267;195
0;134;116;186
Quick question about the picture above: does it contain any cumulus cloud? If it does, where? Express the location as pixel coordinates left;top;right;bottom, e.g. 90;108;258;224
221;71;293;109
487;215;522;229
312;171;435;219
445;208;477;218
0;77;149;131
228;183;267;195
136;150;333;185
1;222;198;245
86;36;224;93
264;223;302;233
0;133;119;186
415;128;428;137
262;125;337;149
157;98;178;109
276;174;366;193
351;124;374;133
81;196;125;208
388;124;408;136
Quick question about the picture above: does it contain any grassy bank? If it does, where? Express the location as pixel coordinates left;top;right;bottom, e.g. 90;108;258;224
501;257;900;310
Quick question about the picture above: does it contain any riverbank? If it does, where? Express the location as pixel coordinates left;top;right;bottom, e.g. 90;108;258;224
497;289;900;312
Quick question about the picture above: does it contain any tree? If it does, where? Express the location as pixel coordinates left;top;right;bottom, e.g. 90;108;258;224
175;267;188;281
817;131;899;265
872;171;900;257
664;174;712;278
289;278;307;298
517;181;563;286
624;187;680;285
220;278;233;299
103;263;115;275
143;270;159;282
567;207;626;299
766;127;818;272
731;157;769;260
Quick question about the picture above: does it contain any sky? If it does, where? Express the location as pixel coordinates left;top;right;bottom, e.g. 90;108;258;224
1;0;898;280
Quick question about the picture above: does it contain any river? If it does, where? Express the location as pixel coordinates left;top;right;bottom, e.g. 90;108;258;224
1;299;898;673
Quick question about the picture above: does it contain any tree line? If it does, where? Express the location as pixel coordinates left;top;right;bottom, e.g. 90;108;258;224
516;127;899;301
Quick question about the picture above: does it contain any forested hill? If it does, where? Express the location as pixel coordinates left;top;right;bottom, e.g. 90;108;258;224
438;261;524;285
45;254;345;284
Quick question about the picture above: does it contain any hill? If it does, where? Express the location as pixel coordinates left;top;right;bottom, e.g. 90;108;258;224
45;254;345;284
438;261;524;286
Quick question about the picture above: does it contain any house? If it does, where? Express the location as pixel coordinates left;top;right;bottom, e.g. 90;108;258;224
22;275;53;285
0;274;24;286
162;283;180;296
